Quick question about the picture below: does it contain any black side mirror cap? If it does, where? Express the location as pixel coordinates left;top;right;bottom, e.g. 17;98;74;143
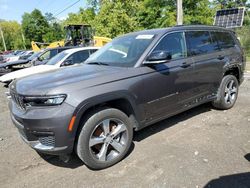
144;50;172;64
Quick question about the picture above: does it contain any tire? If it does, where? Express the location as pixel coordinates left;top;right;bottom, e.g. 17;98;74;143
212;75;239;110
76;108;133;170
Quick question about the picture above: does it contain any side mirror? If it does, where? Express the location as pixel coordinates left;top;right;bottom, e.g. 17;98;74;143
61;59;73;67
144;50;172;64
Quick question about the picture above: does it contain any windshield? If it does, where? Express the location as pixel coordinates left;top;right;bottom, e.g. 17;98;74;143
46;51;68;65
85;34;155;67
27;51;41;60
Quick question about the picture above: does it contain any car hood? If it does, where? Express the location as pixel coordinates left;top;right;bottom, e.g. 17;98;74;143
14;64;135;95
0;59;28;68
0;65;58;83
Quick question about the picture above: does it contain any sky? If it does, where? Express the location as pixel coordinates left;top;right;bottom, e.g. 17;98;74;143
0;0;249;23
0;0;87;23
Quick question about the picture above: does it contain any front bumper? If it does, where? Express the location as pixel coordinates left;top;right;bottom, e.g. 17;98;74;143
10;101;76;155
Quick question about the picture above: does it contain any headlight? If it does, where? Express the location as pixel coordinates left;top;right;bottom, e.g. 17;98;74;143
23;94;67;107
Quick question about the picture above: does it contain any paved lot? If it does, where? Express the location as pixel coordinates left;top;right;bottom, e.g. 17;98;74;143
0;74;250;188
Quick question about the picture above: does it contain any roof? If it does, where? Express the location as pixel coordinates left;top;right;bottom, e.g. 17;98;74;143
62;46;100;54
123;25;233;38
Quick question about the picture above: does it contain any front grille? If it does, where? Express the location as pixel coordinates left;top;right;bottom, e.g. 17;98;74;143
39;136;55;147
10;91;26;110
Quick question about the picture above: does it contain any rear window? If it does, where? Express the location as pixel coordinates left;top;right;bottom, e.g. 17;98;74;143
185;31;218;56
214;32;235;49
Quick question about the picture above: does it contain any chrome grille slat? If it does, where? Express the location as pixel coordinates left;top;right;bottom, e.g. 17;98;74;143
10;91;26;110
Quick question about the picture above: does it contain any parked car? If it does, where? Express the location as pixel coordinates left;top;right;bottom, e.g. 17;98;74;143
0;55;4;64
0;47;99;84
0;51;43;76
6;50;34;62
33;46;73;66
7;25;245;170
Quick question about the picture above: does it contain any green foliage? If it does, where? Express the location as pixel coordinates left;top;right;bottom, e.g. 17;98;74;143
93;0;140;38
21;9;64;46
0;21;24;51
67;0;214;38
183;0;215;25
214;0;250;9
42;22;64;43
1;0;249;51
22;9;49;43
63;8;96;25
137;0;176;28
236;26;250;58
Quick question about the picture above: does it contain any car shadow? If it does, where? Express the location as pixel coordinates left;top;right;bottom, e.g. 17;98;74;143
244;153;250;162
37;152;84;169
38;143;135;170
134;103;212;142
204;172;250;188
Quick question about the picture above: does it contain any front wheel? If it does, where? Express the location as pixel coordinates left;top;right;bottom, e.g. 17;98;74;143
76;108;133;170
212;75;239;110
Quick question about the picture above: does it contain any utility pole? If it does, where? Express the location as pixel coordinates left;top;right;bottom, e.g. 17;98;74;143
21;31;26;50
0;26;7;51
177;0;183;25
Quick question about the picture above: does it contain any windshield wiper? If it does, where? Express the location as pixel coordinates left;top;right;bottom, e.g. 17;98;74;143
86;62;109;66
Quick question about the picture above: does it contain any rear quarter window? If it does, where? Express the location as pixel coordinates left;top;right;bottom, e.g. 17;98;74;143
185;31;218;56
214;32;235;49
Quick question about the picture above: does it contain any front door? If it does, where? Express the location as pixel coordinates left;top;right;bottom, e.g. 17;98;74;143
141;32;195;123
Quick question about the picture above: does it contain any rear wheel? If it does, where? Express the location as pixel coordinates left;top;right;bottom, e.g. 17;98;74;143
76;108;133;170
212;75;239;110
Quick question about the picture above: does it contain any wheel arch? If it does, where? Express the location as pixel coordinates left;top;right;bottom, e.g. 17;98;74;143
70;91;141;141
223;65;241;83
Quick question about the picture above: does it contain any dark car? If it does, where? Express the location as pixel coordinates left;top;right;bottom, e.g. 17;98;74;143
0;51;42;75
8;25;245;170
33;46;73;66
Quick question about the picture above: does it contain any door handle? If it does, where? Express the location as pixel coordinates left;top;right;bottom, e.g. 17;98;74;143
181;62;191;68
218;55;225;60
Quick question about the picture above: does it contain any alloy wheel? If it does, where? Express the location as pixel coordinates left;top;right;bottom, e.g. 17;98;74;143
224;79;237;104
89;118;128;162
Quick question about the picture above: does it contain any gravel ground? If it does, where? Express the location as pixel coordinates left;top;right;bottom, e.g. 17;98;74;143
0;74;250;188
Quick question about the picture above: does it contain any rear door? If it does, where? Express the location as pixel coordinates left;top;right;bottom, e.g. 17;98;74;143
185;30;224;98
213;31;242;70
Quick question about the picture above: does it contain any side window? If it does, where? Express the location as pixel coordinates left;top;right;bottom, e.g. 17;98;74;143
186;31;218;56
39;50;50;60
153;32;187;60
214;32;235;49
68;50;90;64
90;49;98;54
49;49;58;58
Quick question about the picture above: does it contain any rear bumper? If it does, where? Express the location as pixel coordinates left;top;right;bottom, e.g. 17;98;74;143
10;101;76;155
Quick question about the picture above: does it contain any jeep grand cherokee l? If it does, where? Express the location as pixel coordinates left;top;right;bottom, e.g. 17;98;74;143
8;25;245;169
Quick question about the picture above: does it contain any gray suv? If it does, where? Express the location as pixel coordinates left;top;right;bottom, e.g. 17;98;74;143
8;25;245;169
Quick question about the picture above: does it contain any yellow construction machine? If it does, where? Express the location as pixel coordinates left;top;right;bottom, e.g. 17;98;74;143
32;24;111;51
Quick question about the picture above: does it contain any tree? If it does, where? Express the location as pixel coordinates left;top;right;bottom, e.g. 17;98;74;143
93;0;140;38
64;8;96;25
43;12;64;43
0;21;24;51
21;9;49;44
137;0;176;29
183;0;215;25
215;0;249;9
